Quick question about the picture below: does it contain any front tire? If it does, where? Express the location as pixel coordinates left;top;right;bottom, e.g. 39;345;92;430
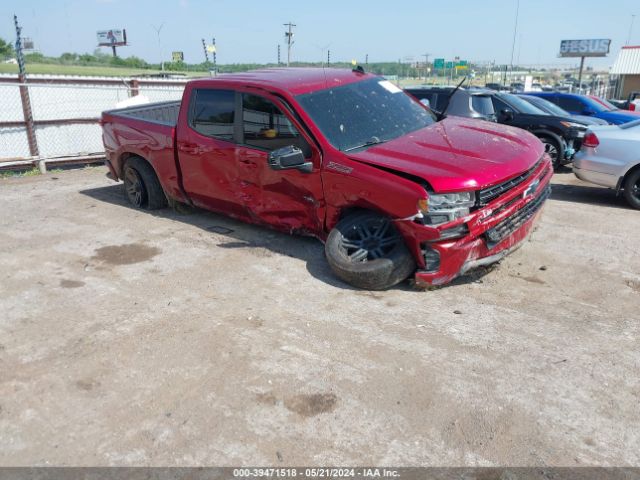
623;169;640;209
325;212;416;290
539;136;564;170
123;157;167;210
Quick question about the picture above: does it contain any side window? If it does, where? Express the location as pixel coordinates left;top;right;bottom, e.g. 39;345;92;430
242;94;311;157
190;89;235;141
434;94;450;113
491;97;511;113
557;96;584;112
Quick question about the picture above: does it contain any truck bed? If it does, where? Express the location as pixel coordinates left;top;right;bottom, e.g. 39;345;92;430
104;101;181;126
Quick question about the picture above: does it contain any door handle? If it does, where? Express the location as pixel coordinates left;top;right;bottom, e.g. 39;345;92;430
180;143;199;154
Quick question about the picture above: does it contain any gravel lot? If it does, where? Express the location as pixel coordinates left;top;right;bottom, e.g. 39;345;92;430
0;166;638;466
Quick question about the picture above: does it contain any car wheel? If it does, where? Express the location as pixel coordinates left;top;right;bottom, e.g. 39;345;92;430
623;169;640;210
539;136;563;170
325;211;416;290
123;157;167;210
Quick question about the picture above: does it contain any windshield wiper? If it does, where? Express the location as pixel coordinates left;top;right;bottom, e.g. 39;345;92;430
343;136;386;152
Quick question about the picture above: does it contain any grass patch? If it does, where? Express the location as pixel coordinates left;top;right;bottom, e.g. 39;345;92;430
0;63;209;78
0;167;41;179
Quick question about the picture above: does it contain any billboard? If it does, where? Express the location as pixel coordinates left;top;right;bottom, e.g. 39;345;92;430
22;38;35;50
97;29;127;47
172;51;184;62
559;39;610;58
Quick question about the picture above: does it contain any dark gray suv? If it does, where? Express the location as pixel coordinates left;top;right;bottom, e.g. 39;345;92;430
405;86;496;122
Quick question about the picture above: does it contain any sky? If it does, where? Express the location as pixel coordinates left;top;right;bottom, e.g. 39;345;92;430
1;0;638;68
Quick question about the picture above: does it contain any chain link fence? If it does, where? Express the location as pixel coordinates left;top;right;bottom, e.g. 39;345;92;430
0;77;187;169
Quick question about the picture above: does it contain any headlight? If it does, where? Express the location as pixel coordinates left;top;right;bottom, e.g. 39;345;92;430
419;191;476;225
560;121;585;128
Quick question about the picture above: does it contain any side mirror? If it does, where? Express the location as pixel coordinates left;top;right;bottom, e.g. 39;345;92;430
419;98;431;108
501;108;514;121
268;145;313;173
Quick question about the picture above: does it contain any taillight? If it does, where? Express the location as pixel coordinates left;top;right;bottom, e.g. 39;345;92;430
630;103;636;111
583;131;599;148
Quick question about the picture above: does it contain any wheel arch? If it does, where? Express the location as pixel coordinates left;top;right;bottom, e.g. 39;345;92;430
620;162;640;190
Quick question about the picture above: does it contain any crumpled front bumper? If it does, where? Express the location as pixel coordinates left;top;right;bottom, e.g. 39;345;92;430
394;156;553;287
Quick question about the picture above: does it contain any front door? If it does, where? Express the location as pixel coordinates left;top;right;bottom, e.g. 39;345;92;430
234;92;324;235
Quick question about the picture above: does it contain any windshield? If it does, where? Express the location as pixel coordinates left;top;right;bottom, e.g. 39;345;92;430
587;96;617;112
296;77;435;151
524;96;569;116
499;93;547;115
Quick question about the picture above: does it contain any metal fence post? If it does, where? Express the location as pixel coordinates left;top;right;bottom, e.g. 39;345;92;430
130;79;139;97
14;15;41;171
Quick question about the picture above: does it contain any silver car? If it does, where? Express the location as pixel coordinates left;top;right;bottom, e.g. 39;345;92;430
573;119;640;209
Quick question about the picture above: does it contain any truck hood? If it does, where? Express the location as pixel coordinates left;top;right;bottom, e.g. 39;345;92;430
347;117;544;192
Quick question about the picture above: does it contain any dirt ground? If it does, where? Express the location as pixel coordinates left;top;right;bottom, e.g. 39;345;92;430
0;166;638;467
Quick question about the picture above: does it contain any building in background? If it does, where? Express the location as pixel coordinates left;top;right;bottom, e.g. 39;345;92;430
611;45;640;98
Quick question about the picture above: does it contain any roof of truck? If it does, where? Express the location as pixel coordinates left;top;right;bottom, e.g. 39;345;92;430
187;67;376;95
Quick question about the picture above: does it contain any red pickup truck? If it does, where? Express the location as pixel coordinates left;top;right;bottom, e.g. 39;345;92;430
101;68;552;290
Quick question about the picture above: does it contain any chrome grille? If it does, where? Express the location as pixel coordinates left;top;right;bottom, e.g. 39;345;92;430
478;156;544;205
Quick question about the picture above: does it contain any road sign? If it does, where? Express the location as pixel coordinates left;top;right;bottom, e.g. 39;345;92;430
445;61;454;69
172;51;184;62
457;60;468;66
434;58;445;69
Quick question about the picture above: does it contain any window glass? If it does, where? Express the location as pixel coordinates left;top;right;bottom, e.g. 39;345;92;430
297;77;435;152
491;96;511;113
434;94;450;113
556;96;585;113
190;89;235;140
242;94;310;156
498;93;546;114
471;95;495;115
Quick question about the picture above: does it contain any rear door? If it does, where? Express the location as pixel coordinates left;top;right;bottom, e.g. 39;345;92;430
176;88;247;217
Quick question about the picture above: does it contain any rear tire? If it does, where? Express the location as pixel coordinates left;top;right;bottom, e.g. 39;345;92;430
123;157;167;210
325;212;416;290
623;169;640;210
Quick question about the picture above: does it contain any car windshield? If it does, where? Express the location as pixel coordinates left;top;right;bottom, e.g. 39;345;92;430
524;96;569;116
499;93;547;115
296;77;435;152
587;96;617;112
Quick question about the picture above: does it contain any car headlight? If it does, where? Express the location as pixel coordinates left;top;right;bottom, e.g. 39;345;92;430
560;121;585;128
419;191;476;225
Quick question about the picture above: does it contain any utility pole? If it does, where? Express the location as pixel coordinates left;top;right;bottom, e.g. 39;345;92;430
422;53;430;80
627;14;637;45
365;54;368;66
284;21;296;66
327;49;330;66
212;37;217;71
509;0;520;84
277;44;281;65
201;38;209;63
14;15;39;160
151;23;165;71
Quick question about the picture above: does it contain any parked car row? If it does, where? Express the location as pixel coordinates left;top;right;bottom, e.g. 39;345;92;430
406;84;640;210
405;86;587;168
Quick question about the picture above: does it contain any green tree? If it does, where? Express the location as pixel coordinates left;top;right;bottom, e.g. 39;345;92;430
0;37;15;59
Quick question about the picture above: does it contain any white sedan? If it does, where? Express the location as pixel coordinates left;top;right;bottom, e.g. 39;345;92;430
573;119;640;209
